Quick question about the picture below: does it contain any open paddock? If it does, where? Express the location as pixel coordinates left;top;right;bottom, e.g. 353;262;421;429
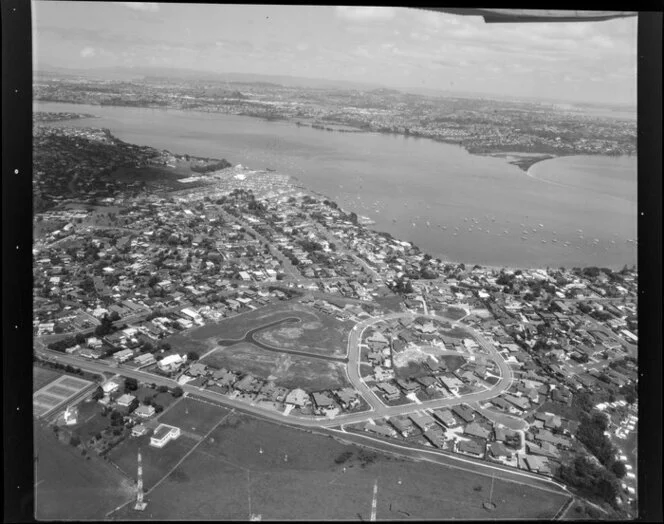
202;342;351;391
182;302;352;359
158;397;231;437
113;412;570;520
34;422;134;520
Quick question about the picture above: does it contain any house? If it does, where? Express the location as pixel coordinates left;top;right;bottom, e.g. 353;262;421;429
526;441;559;459
102;380;120;395
113;349;134;363
334;388;359;409
187;362;208;377
116;394;136;408
408;412;436;432
503;394;530;411
433;409;458;428
150;424;181;448
487;441;513;460
134;405;156;419
452;405;475;424
440;375;463;391
132;424;149;437
457;439;485;457
396;378;421;394
364;423;396;438
134;353;156;366
158;354;185;373
376;382;401;401
423;427;446;448
521;455;552;475
490;397;512;411
389;417;413;437
464;422;491;440
312;392;336;410
285;388;310;407
534;412;562;430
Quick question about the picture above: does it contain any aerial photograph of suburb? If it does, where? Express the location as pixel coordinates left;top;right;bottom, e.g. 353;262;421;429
31;3;642;521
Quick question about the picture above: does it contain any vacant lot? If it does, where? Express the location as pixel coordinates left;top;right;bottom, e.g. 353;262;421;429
202;342;351;391
179;302;353;359
158;397;231;437
33;366;62;392
114;412;570;520
34;422;134;520
254;309;352;358
186;303;300;341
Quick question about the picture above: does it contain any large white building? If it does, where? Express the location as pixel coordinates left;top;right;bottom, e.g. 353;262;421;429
150;424;181;448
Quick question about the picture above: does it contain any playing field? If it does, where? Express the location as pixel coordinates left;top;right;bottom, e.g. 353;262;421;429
202;342;351;391
112;412;570;520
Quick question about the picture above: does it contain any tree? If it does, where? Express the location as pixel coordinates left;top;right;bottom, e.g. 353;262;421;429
109;311;121;322
611;460;627;478
75;333;86;345
187;351;200;361
157;385;169;393
172;386;184;398
124;377;138;392
91;386;104;401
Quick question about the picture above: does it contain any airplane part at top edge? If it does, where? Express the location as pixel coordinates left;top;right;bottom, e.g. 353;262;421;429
418;9;638;23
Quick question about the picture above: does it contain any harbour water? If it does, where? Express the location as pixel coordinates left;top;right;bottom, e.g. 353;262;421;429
35;101;637;270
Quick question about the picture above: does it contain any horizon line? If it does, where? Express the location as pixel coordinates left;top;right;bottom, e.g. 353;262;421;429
33;63;637;109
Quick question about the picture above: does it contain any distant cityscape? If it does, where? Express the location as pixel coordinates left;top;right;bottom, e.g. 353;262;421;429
35;71;636;170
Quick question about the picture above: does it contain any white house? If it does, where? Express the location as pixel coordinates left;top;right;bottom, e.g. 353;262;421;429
150;424;181;448
158;354;185;373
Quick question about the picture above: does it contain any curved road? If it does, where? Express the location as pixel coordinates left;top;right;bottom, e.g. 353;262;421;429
37;310;513;428
344;312;515;421
216;316;348;363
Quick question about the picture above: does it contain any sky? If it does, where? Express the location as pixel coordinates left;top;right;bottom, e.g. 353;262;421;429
32;3;637;105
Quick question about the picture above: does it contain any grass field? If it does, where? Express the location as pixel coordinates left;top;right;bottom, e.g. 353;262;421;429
107;432;199;491
112;412;570;521
202;342;351;391
33;366;63;393
254;309;352;358
34;422;134;520
158;397;231;437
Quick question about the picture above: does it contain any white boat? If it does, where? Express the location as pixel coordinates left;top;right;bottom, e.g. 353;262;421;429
538;223;544;228
541;240;547;243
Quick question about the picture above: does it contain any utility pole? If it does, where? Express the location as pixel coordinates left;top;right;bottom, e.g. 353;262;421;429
370;479;378;521
134;448;147;511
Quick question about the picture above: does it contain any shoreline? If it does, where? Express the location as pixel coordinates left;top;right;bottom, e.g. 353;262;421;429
36;105;637;272
34;100;635;173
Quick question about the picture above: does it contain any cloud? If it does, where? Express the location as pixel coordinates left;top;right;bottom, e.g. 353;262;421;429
117;2;160;12
335;6;396;22
80;46;96;58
